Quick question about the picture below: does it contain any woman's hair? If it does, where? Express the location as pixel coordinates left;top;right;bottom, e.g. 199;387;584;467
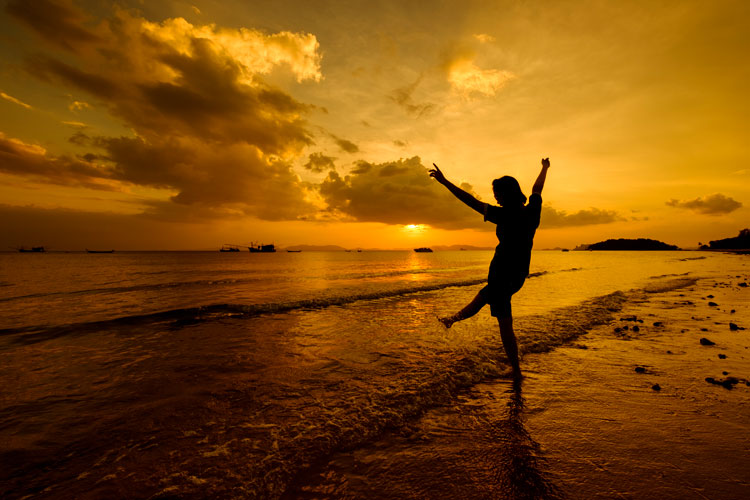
492;176;527;207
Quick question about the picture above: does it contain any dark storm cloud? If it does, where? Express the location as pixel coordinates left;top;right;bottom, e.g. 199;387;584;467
0;133;116;190
319;156;485;229
666;193;742;215
7;1;322;220
6;0;101;52
540;206;623;227
304;152;336;173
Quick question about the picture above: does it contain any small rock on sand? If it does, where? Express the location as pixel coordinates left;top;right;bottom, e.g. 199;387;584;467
739;282;747;287
635;366;646;373
632;325;640;332
653;321;663;327
700;338;716;346
718;354;727;359
651;384;661;391
708;301;718;307
707;295;714;298
729;322;744;331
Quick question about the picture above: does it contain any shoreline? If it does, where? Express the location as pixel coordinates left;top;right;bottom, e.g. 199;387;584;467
285;271;750;498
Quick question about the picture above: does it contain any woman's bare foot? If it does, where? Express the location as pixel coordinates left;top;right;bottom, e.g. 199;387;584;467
438;316;455;329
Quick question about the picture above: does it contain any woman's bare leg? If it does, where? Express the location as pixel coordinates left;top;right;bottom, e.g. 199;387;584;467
439;291;487;328
498;316;521;378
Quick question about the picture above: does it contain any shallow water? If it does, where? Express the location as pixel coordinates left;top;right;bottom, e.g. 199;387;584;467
0;250;746;498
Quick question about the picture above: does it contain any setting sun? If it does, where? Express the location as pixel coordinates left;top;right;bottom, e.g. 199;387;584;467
403;224;428;233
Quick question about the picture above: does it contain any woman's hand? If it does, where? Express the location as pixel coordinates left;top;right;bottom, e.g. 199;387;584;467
429;163;446;183
541;157;550;169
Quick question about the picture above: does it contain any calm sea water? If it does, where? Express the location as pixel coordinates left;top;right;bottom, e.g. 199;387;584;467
0;250;744;498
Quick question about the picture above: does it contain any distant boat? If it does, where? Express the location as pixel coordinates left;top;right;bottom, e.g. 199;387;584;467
18;246;45;253
86;249;114;254
286;249;302;253
414;247;433;253
249;243;275;253
220;244;240;252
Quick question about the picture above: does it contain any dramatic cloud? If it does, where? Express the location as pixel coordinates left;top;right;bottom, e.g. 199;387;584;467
319;156;487;230
0;132;116;190
540;206;624;228
6;0;101;52
6;0;323;220
666;193;742;215
304;152;336;173
0;90;32;109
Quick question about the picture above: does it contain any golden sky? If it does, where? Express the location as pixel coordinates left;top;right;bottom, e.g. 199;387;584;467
1;0;748;250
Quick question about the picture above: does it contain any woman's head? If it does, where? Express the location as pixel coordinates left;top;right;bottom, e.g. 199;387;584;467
492;176;527;207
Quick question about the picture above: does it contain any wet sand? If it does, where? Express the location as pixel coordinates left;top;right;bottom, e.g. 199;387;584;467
286;273;750;499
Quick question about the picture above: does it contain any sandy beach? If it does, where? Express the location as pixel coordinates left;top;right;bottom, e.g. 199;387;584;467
286;271;750;499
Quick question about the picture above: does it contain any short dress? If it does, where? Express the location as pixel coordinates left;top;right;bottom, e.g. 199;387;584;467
478;193;542;318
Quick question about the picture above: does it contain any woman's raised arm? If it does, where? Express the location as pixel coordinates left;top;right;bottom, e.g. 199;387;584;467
429;163;484;214
532;158;550;195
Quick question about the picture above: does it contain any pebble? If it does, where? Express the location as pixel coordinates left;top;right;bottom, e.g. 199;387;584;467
718;354;727;359
708;301;718;307
731;309;736;314
635;366;646;373
651;384;661;391
632;325;640;332
729;322;744;331
707;295;714;298
653;321;663;327
700;328;708;332
700;338;716;346
739;282;747;287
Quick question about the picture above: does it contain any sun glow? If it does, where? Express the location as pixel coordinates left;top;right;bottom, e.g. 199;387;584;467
403;224;427;233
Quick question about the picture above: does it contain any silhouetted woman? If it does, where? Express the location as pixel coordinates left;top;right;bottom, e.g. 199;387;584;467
429;158;550;378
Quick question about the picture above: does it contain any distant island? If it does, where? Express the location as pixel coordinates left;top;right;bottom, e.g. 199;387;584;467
578;238;680;251
701;228;750;250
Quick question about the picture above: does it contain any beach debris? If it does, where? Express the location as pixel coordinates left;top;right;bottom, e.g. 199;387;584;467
729;322;744;331
718;354;727;359
653;321;663;327
708;301;718;307
705;376;741;390
699;337;716;346
651;384;661;391
634;366;646;373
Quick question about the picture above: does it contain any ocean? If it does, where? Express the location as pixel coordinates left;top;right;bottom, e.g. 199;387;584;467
0;250;746;498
